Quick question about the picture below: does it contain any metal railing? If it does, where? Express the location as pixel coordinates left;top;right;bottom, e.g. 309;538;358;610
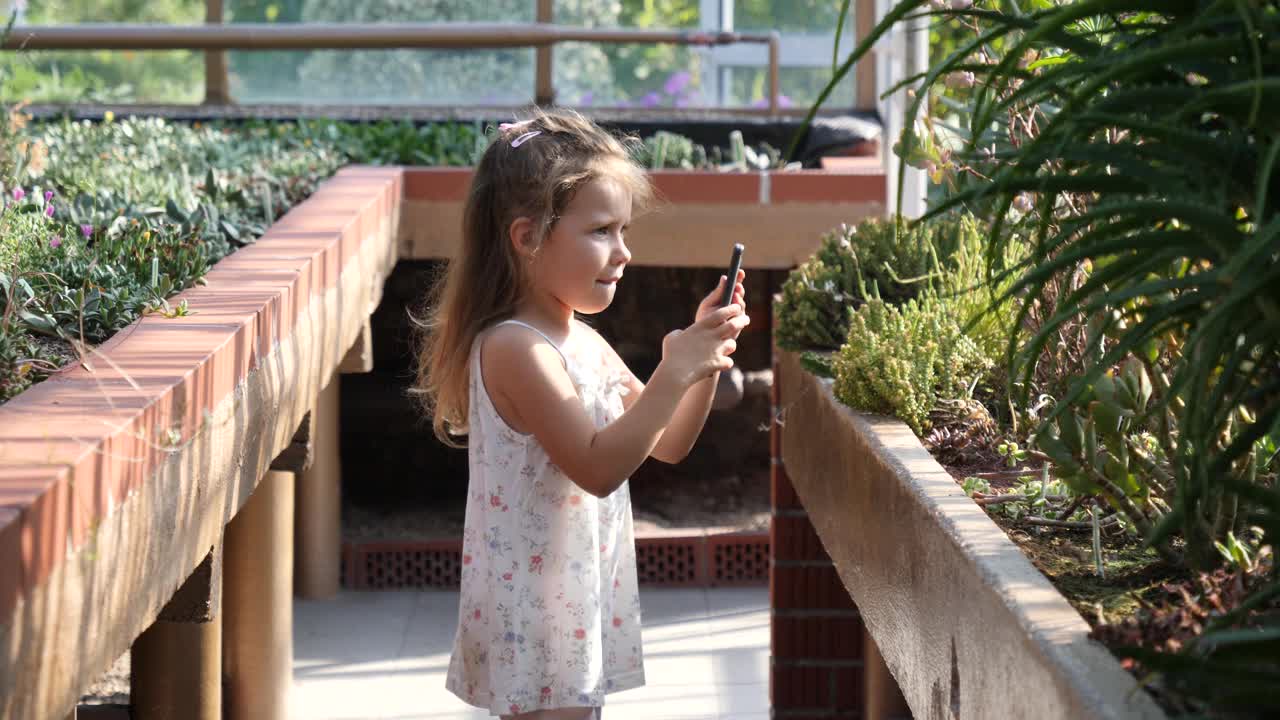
1;20;785;114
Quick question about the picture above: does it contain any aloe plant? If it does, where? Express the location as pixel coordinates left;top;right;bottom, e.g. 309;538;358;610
800;0;1279;711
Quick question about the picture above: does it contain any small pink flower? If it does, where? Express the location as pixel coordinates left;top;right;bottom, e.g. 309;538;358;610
574;628;586;640
510;705;521;714
541;686;552;696
44;205;54;218
44;190;54;202
490;493;502;507
569;495;582;506
474;608;481;620
946;71;976;89
49;234;62;249
502;572;512;581
463;554;472;565
612;616;622;628
81;224;93;238
11;187;23;201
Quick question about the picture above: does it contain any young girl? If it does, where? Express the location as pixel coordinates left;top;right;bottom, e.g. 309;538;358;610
417;109;748;720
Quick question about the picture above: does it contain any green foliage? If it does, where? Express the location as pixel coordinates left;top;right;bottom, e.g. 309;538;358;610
0;115;347;399
801;1;1280;712
775;212;995;352
832;290;990;435
286;118;486;167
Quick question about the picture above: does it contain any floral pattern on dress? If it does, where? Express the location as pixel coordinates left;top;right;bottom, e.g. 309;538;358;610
445;320;645;715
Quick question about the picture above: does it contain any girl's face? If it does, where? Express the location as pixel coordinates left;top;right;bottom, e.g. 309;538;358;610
532;176;633;315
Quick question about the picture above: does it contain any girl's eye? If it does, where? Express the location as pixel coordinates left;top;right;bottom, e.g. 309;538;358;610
594;226;611;235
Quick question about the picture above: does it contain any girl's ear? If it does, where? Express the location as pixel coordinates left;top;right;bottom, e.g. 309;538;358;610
508;216;537;260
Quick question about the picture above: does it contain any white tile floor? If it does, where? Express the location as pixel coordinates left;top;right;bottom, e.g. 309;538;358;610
293;587;770;720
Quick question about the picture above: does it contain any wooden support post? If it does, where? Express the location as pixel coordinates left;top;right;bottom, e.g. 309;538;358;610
535;0;555;106
337;320;373;374
855;0;878;112
863;624;910;720
223;470;294;720
204;0;230;104
294;377;341;599
131;550;222;720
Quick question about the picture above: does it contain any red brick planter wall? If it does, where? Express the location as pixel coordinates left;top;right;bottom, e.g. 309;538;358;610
770;354;865;718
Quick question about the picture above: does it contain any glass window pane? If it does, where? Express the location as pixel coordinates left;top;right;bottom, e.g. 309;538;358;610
554;42;704;109
722;65;854;109
227;0;535;106
552;0;702;108
0;50;204;104
0;0;204;104
733;0;846;33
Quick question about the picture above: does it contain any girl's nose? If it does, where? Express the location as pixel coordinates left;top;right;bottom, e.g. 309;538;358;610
612;234;632;265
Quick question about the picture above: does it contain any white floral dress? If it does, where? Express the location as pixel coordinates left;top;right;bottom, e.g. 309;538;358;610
446;319;645;716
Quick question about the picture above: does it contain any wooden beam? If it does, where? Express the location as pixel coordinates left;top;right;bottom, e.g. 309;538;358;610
269;411;315;474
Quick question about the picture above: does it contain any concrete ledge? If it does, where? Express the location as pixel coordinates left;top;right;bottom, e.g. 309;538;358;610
399;164;885;267
775;349;1165;720
0;166;402;720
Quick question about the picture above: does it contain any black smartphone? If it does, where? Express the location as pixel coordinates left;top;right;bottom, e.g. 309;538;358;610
720;243;745;307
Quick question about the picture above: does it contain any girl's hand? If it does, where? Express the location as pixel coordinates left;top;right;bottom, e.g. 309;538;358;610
655;304;750;389
695;269;747;324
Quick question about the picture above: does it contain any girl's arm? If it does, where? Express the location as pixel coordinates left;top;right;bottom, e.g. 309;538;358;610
484;304;747;498
610;271;747;463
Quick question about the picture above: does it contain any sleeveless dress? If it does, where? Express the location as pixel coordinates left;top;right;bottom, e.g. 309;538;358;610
445;319;646;716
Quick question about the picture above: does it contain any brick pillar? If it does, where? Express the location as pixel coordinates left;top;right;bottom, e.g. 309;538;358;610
770;355;864;719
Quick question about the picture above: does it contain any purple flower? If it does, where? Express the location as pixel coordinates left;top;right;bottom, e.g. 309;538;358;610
44;205;54;218
752;94;795;109
49;234;62;249
11;187;23;201
663;71;691;96
80;224;93;238
641;91;662;108
44;190;54;202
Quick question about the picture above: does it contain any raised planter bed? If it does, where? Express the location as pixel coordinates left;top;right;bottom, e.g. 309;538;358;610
0;147;887;718
0;166;402;720
400;160;885;267
773;348;1167;720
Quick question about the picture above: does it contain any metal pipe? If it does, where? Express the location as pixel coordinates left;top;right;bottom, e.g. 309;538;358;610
767;31;780;115
0;23;775;51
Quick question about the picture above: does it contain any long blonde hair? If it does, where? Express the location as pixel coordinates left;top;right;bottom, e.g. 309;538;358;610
415;109;654;446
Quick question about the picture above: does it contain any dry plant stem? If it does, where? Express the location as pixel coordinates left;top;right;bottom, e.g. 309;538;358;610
1137;353;1181;468
974;493;1069;506
1055;494;1088;521
972;468;1042;479
16;357;60;372
1029;447;1182;564
1025;515;1120;530
1123;435;1173;496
